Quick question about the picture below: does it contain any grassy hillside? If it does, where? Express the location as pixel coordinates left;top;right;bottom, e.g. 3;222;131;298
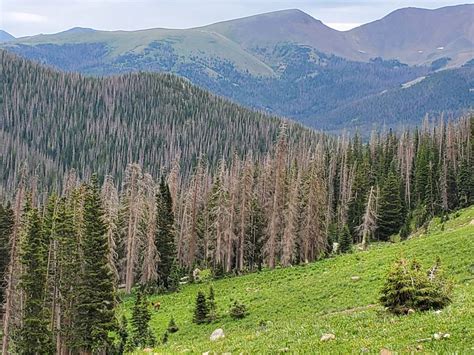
120;206;474;353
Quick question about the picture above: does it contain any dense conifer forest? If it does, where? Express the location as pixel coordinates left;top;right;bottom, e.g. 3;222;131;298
0;51;473;353
0;50;318;195
0;111;472;352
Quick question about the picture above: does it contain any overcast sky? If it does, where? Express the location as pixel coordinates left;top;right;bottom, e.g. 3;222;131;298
1;0;473;37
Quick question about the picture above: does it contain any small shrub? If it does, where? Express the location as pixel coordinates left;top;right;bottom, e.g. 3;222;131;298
229;300;248;319
167;317;179;333
208;286;218;321
380;257;452;314
193;291;210;324
161;331;168;344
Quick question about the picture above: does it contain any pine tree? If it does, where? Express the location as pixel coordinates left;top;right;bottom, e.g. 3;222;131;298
245;197;265;271
155;176;177;290
0;203;14;305
458;157;473;208
377;171;403;241
338;224;353;254
130;288;155;348
167;317;179;333
193;291;210;324
208;285;217;321
77;175;116;353
18;207;53;354
55;197;82;353
116;315;129;355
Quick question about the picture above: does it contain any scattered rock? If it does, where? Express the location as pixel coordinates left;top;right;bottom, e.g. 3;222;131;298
193;268;201;282
380;349;392;355
320;333;336;341
434;310;442;315
407;308;415;315
433;332;450;340
210;328;225;341
360;347;369;352
143;349;153;353
351;276;360;281
469;219;474;226
416;344;423;351
278;347;289;352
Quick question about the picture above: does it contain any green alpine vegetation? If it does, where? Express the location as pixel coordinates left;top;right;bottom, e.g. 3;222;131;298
119;206;474;353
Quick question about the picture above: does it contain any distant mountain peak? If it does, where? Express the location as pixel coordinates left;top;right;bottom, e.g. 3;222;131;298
203;8;323;29
0;30;15;42
60;27;96;34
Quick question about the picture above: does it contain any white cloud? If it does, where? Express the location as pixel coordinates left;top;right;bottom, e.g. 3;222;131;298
326;22;362;31
4;11;48;24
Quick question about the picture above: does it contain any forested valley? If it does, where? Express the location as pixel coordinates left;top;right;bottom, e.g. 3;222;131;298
0;106;472;352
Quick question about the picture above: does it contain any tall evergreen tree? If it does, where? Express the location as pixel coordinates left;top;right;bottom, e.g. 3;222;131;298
55;197;82;353
18;208;53;354
0;203;14;305
77;175;116;354
130;288;155;349
338;224;353;254
193;291;210;324
155;176;177;290
245;197;266;271
377;171;404;241
458;157;473;208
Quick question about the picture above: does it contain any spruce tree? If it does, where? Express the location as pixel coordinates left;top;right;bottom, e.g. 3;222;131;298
458;157;473;208
155;176;177;290
116;315;129;355
18;208;53;354
208;285;217;321
193;291;210;324
245;197;265;271
167;317;179;333
0;203;14;305
377;171;404;241
130;288;155;348
56;197;82;352
338;225;353;254
77;175;116;353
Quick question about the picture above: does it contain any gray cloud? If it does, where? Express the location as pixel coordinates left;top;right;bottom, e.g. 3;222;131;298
1;0;472;37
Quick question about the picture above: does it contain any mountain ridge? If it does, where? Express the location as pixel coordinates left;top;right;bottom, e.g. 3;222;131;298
2;4;473;131
0;30;15;42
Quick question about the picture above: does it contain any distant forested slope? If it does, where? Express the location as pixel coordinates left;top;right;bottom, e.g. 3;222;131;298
6;42;472;132
0;51;317;192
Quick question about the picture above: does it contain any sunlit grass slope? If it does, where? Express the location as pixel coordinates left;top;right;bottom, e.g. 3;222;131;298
121;206;474;353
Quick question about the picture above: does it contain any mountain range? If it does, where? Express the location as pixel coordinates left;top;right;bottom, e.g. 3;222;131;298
2;4;473;131
0;30;15;42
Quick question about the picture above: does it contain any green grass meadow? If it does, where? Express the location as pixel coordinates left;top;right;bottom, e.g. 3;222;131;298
121;207;474;353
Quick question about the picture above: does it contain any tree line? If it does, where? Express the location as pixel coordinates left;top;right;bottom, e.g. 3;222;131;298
0;115;472;353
